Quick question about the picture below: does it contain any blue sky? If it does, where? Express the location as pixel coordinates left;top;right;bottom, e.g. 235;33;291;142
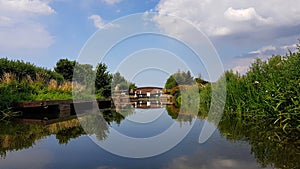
0;0;300;86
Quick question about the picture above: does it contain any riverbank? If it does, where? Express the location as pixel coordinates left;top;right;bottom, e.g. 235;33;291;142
171;46;300;131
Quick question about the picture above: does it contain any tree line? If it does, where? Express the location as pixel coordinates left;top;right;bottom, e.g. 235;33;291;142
0;58;135;112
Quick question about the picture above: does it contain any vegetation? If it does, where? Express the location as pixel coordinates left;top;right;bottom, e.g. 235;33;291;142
0;58;64;82
94;63;112;98
0;57;136;119
218;113;300;169
111;72;136;92
164;70;194;90
165;45;300;131
222;49;300;130
54;58;76;81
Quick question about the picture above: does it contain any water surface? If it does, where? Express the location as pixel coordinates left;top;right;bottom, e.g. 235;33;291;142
0;104;298;169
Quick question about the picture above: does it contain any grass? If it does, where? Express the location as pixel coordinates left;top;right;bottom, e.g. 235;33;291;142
171;45;300;131
213;49;299;130
0;73;90;112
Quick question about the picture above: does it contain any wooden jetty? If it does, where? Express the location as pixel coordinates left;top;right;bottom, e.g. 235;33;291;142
15;99;112;120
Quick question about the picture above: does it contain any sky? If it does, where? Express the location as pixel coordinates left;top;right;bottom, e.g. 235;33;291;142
0;0;300;87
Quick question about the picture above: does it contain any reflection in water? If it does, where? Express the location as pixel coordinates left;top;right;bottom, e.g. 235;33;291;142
165;105;194;124
0;119;84;158
165;103;300;169
218;113;300;169
0;103;299;169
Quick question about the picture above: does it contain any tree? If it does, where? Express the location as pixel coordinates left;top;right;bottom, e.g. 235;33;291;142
73;63;94;85
54;59;76;81
111;72;136;91
165;75;177;90
195;74;208;85
164;70;195;89
95;63;112;97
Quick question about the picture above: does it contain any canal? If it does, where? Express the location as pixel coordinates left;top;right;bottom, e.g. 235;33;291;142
0;102;299;169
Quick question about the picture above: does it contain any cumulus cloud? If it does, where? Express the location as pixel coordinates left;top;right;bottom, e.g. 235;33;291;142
88;14;118;29
88;15;106;29
0;0;55;52
165;155;263;169
0;22;53;50
153;0;300;39
152;0;300;75
0;0;55;15
102;0;121;5
224;7;273;24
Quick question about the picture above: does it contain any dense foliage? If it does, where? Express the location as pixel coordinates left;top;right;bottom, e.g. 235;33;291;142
111;72;136;92
164;70;194;90
0;58;136;114
224;51;300;130
94;63;112;98
165;46;300;130
54;59;76;81
0;58;64;82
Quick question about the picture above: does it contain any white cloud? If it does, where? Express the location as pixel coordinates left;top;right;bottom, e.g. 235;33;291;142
154;0;300;38
0;0;55;52
281;44;298;50
88;14;118;30
0;22;54;50
0;0;55;15
249;45;276;55
152;0;300;76
248;44;297;60
228;43;298;74
228;57;254;74
102;0;121;5
224;7;273;24
88;15;106;29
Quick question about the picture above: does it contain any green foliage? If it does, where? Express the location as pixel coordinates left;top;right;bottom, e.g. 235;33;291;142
200;49;300;130
165;44;300;131
54;58;76;81
0;80;35;109
73;63;94;85
95;63;112;98
111;72;136;92
0;119;86;158
164;70;194;90
165;76;177;90
32;89;73;101
218;113;300;169
0;58;64;83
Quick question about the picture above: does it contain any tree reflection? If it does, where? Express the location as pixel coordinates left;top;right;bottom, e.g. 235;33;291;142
165;105;195;124
0;108;128;158
218;113;300;169
0;119;85;158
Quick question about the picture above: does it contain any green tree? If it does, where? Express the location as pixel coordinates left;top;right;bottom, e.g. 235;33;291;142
54;58;76;81
165;76;177;90
95;63;112;97
111;72;136;92
73;63;94;85
164;70;195;90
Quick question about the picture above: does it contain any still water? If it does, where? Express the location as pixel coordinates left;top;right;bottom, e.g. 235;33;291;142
0;103;299;169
